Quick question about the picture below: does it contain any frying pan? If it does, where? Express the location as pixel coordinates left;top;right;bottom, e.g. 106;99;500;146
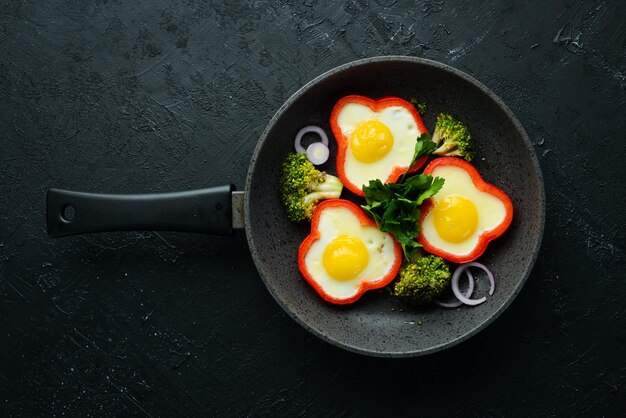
47;56;545;357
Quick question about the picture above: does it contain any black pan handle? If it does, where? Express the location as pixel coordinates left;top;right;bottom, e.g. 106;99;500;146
47;185;234;238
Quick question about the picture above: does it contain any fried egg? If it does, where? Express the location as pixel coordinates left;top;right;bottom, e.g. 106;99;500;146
330;96;428;196
419;158;513;263
299;200;402;304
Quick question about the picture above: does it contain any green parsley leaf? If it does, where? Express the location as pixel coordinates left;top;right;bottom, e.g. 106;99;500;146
409;98;427;115
416;176;445;205
401;134;436;181
361;172;444;260
362;179;393;205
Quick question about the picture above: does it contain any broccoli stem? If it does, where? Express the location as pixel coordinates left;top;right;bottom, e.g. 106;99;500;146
431;130;443;147
303;175;342;206
433;143;458;155
308;175;343;193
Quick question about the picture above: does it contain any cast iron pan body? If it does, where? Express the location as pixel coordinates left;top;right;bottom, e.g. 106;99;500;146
244;56;544;357
48;56;545;357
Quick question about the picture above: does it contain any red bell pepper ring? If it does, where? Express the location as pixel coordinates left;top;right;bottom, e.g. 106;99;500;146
330;95;429;197
418;157;514;264
298;199;402;304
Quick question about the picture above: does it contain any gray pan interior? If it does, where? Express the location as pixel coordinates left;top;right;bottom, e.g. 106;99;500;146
244;56;545;357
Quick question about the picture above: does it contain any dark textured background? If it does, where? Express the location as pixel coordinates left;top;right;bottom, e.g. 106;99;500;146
1;0;625;416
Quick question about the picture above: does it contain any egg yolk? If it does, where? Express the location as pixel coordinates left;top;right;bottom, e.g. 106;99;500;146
432;195;479;243
322;235;369;281
350;120;394;163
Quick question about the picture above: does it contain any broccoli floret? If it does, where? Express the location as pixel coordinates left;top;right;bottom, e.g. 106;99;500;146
279;153;343;222
392;255;451;306
431;113;476;161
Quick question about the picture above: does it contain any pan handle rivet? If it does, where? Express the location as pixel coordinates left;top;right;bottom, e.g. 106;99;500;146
60;205;76;223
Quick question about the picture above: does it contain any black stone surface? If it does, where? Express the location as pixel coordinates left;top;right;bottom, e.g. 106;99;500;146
1;1;624;416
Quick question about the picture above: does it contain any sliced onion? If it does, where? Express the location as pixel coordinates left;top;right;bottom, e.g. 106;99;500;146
464;262;495;296
294;125;329;153
306;142;329;165
435;269;474;308
451;262;495;306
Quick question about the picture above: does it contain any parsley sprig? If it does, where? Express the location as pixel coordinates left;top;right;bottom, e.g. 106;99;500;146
361;134;444;259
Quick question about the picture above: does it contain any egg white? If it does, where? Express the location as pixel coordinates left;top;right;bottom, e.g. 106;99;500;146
304;206;398;300
337;103;424;190
421;165;507;257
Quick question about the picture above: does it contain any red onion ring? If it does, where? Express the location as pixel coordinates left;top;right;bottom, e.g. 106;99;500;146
451;262;495;306
464;262;495;296
306;142;329;165
294;125;329;154
435;269;474;308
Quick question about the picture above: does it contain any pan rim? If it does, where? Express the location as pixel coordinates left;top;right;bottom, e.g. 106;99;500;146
244;55;545;357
